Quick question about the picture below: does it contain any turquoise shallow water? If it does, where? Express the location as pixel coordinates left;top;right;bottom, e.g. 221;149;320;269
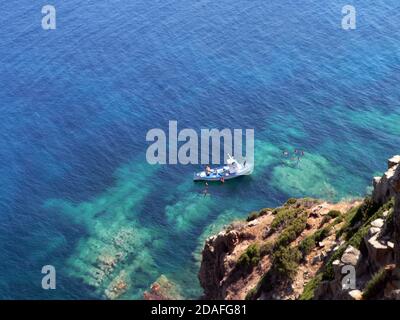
0;1;400;299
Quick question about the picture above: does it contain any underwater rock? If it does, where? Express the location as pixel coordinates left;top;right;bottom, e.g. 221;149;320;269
104;271;129;300
143;275;183;300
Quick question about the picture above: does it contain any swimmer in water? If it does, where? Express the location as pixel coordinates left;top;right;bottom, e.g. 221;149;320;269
200;182;210;197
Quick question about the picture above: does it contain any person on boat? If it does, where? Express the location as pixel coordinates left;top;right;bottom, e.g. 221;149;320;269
205;165;211;176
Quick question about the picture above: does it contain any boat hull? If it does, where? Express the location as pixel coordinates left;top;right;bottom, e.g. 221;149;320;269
193;165;253;182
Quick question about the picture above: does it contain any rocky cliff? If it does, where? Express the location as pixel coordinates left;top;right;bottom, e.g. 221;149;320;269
198;155;400;300
374;156;400;266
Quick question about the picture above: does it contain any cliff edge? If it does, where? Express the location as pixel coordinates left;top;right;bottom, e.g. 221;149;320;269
199;155;400;300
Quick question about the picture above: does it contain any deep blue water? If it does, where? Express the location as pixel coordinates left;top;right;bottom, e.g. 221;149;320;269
0;1;400;299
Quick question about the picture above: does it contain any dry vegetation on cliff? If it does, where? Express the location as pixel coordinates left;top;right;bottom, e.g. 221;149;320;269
199;155;400;300
199;197;360;300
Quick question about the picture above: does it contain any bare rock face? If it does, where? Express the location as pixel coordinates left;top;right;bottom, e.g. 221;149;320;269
313;156;400;300
341;245;362;267
348;289;363;300
372;156;400;267
373;155;400;205
198;229;240;299
315;246;364;300
371;218;385;228
365;234;395;271
392;164;400;267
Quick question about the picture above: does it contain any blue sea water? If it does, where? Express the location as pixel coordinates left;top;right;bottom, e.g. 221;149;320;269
0;0;400;299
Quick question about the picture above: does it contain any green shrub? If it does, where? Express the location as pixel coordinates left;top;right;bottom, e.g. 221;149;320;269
272;246;301;279
333;216;343;224
320;215;332;226
335;205;360;239
347;199;395;248
237;244;261;269
285;198;297;206
327;210;341;218
246;211;259;222
247;243;259;256
258;270;274;294
271;208;302;232
314;226;331;243
347;198;379;232
347;225;369;248
246;207;274;222
275;214;307;247
336;198;393;241
245;287;257;300
299;236;316;257
299;273;323;300
237;253;251;267
323;247;346;281
259;208;272;216
363;268;389;300
260;242;274;257
298;225;330;259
